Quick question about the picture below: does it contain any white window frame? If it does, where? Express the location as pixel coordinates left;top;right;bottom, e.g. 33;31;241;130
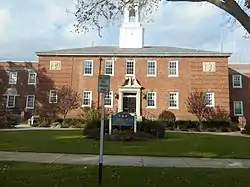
82;91;92;107
28;72;37;85
168;92;179;109
6;95;15;108
233;101;243;116
205;92;215;107
232;75;242;88
9;72;17;84
125;60;135;76
104;60;114;76
26;95;35;109
49;90;58;104
104;91;113;108
147;60;157;77
83;60;93;76
168;60;179;77
146;92;157;109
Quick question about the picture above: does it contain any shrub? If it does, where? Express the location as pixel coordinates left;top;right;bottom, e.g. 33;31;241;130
105;130;155;141
201;120;230;130
229;123;241;132
39;120;51;127
61;122;71;128
158;110;176;122
175;120;198;130
137;120;165;139
79;107;100;123
82;119;109;138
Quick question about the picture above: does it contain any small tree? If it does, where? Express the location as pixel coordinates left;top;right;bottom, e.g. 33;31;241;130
186;90;209;124
54;85;80;119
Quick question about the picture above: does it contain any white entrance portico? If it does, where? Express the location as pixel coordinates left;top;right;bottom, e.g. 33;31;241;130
118;77;142;120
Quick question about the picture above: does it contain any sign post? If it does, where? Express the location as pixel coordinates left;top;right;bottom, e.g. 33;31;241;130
98;75;110;186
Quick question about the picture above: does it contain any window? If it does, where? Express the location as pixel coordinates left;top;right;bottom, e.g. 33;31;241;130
205;92;215;107
168;61;178;77
147;92;156;108
168;92;179;109
9;72;17;84
234;101;243;116
49;90;58;103
28;72;37;85
105;60;114;76
50;61;61;70
232;75;242;88
26;95;35;109
6;95;15;108
126;60;135;75
82;91;92;107
104;91;113;107
147;60;157;76
83;60;93;75
129;8;136;22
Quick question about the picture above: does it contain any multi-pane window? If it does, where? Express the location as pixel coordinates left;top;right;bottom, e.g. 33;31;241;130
147;92;156;108
6;95;15;108
205;92;215;107
168;61;178;77
9;72;17;84
168;92;179;109
28;72;37;85
26;95;35;109
126;60;135;75
49;90;58;103
232;75;242;88
147;60;157;76
104;91;113;107
82;91;92;107
234;101;243;116
83;60;93;75
105;60;114;75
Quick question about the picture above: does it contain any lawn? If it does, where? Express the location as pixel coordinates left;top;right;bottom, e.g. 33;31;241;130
0;161;250;187
0;130;250;158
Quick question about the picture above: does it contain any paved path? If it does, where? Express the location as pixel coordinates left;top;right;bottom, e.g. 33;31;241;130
1;151;250;168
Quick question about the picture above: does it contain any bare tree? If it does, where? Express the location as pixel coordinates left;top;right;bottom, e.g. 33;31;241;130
68;0;250;37
186;90;209;123
54;85;80;119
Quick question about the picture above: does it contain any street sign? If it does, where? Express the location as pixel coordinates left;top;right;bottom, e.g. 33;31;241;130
98;75;110;93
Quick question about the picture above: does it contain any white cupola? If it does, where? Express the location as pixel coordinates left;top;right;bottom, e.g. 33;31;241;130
119;0;144;48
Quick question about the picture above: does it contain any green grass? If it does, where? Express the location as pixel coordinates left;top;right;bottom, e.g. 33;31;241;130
0;130;250;158
0;161;250;187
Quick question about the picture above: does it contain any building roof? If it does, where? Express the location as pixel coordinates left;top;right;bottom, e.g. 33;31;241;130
36;46;232;57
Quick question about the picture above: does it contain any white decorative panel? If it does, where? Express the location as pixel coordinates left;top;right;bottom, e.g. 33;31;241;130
203;62;216;72
50;61;62;70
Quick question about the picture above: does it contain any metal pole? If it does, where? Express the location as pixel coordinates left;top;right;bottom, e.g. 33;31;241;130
98;93;105;186
97;57;102;108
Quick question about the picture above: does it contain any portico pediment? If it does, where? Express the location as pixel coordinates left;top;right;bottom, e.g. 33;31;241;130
119;76;142;89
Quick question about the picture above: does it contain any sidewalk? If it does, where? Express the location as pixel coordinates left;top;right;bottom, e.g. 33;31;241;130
1;151;250;168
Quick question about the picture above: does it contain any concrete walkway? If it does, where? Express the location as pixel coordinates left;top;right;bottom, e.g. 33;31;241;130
1;151;250;168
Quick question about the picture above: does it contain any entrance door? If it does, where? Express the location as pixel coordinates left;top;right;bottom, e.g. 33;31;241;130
122;93;136;113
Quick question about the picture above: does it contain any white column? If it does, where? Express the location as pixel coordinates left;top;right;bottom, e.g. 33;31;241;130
136;90;141;116
118;90;123;112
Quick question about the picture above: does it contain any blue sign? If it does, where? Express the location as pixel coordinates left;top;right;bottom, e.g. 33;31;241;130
111;112;135;127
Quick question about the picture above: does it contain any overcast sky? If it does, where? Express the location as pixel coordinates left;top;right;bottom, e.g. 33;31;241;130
0;0;249;63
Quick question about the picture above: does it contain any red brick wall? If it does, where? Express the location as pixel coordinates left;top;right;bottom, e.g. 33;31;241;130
37;56;230;120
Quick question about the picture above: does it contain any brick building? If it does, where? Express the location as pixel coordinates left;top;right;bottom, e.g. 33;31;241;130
35;1;232;120
2;1;248;122
228;64;250;120
0;61;38;120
